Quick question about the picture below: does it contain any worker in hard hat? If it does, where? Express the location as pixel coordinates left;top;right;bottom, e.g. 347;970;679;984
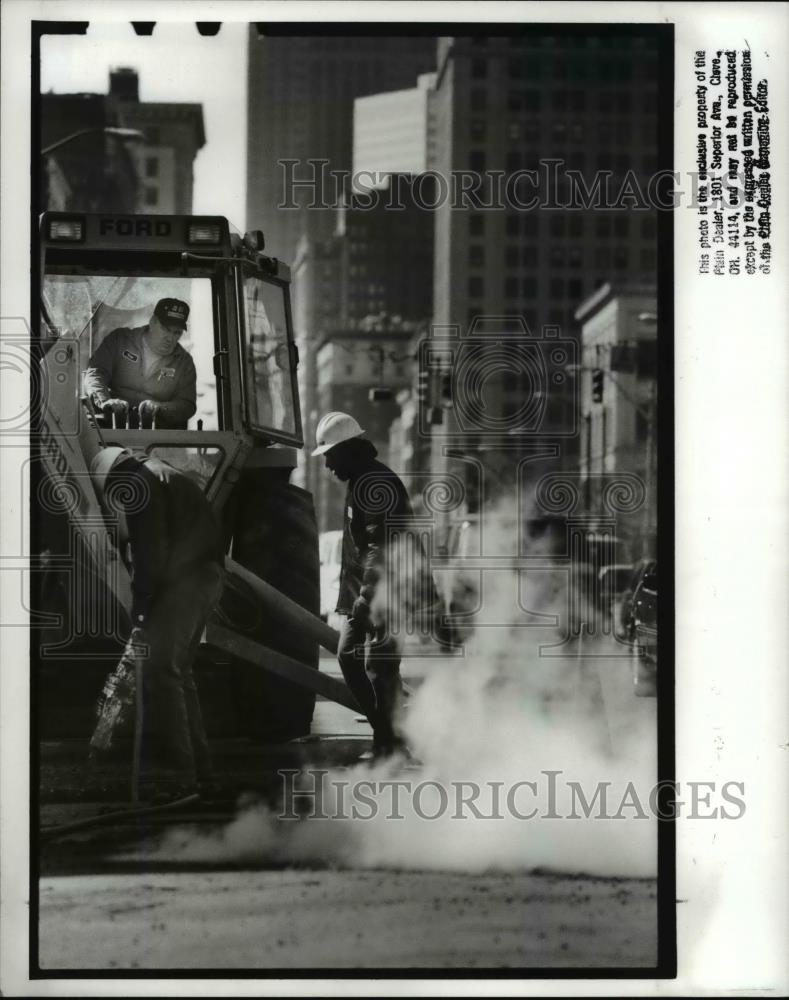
89;446;225;800
83;298;197;429
313;411;435;759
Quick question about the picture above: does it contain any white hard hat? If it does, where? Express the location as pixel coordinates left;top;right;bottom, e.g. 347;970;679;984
89;446;134;501
311;411;365;456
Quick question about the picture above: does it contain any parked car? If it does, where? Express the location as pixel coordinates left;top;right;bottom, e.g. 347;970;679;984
318;530;343;627
597;563;637;621
621;559;658;696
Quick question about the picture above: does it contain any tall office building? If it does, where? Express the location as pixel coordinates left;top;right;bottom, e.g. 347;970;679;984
245;30;437;263
352;73;437;185
424;32;662;510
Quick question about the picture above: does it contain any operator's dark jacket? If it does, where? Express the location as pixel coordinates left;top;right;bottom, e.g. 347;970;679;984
108;459;225;627
336;457;438;618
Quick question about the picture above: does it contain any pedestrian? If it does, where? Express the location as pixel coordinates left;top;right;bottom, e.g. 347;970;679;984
83;297;196;429
89;446;225;800
312;411;437;759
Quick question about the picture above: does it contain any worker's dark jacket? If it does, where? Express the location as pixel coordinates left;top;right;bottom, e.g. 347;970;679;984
336;458;438;618
107;459;225;627
83;326;197;429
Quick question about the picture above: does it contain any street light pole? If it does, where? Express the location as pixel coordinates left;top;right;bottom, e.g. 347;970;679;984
41;127;144;158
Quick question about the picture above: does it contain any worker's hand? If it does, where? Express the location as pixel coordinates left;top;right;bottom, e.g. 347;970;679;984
138;399;161;427
351;596;371;622
101;398;129;417
143;456;175;484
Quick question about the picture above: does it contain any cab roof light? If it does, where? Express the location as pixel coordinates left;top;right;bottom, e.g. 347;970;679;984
48;219;84;242
187;222;222;244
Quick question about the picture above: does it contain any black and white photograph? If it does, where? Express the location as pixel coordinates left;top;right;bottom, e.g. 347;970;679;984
0;1;786;994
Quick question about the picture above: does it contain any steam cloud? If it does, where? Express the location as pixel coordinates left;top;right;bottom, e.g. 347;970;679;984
133;503;656;878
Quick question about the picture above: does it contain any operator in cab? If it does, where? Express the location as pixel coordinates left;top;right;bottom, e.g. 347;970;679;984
82;298;197;429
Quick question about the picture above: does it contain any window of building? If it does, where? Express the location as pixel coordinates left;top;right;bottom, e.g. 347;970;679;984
569;90;586;111
504;276;519;299
469;150;486;172
522;308;537;328
553;56;568;79
522;277;537;298
614;216;629;237
597;152;613;171
641;248;657;269
506;122;521;142
505;214;520;237
506;90;522;112
550;277;564;299
522;246;538;266
524;90;541;111
508;57;524;79
470;214;485;236
345;364;354;376
146;127;160;144
469;244;485;267
617;59;634;82
598;91;615;113
595;247;611;268
550;247;565;267
468;275;484;298
568;278;583;300
522;214;539;236
570;123;585;142
553;90;568;111
471;57;487;79
567;151;585;172
641;215;657;239
643;90;657;113
618;92;632;113
616;119;633;141
145;157;158;178
550;215;566;237
523;120;540;142
506;151;521;172
144;187;158;206
613;249;628;269
471;88;486;111
524;56;542;80
505;245;520;268
616;154;631;175
471;118;487;141
568;215;583;237
551;122;567;143
596;216;612;237
568;248;583;268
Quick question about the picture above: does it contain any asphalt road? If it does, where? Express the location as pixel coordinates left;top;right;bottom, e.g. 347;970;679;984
37;641;659;971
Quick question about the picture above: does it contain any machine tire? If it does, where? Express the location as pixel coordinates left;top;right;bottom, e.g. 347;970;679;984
223;472;321;742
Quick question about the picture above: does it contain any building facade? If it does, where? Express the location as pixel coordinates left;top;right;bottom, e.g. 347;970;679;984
245;31;437;263
576;283;658;557
422;31;662;518
108;68;205;214
314;328;416;532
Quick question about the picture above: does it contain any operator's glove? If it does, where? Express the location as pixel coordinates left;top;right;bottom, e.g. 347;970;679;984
101;398;129;418
138;399;161;427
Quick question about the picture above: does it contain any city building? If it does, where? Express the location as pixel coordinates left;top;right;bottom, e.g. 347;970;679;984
352;72;437;186
576;283;658;557
422;31;662;515
293;176;434;494
40;69;205;215
108;68;205;214
40;91;140;212
245;31;437;263
313;327;417;531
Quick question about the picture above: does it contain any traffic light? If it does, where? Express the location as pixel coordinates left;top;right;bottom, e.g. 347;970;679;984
591;368;604;403
440;372;453;407
417;367;430;403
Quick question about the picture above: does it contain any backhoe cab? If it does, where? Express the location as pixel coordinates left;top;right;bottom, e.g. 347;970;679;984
35;212;323;743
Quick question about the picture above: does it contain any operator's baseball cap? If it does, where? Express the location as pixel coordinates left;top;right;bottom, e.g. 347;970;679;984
153;298;189;331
